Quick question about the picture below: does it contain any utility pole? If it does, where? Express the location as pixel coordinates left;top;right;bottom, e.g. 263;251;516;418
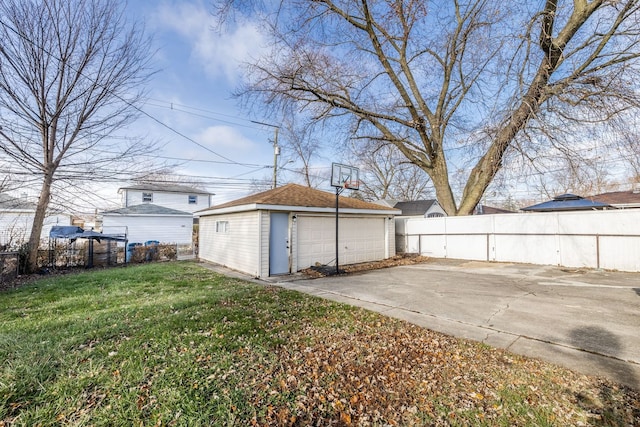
272;127;279;189
251;120;280;189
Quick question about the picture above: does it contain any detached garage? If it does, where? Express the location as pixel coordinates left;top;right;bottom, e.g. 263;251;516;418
197;183;399;278
101;204;193;245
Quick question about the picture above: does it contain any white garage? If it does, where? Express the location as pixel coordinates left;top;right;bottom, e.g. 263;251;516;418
197;184;398;278
101;204;193;245
297;215;387;268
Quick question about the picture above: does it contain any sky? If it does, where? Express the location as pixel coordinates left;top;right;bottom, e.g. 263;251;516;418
100;0;296;207
5;0;636;214
118;0;636;211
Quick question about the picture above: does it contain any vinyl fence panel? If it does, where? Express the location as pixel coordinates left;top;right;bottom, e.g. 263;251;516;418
399;209;640;272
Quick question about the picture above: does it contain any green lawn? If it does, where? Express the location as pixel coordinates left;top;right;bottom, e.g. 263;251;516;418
1;262;638;426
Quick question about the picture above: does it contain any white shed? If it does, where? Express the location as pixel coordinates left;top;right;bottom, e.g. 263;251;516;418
196;183;399;278
101;204;193;245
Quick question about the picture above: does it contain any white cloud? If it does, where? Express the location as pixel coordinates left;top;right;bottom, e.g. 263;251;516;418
153;0;265;83
196;125;256;153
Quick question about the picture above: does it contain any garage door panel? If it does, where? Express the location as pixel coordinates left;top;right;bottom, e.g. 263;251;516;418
297;216;385;270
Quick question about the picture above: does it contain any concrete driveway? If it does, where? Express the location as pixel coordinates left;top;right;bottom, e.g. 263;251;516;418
273;259;640;390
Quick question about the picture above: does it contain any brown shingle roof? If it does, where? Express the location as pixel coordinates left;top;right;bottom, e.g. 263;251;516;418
587;190;640;206
201;183;396;212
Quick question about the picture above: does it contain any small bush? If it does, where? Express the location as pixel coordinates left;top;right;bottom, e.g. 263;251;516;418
159;244;177;260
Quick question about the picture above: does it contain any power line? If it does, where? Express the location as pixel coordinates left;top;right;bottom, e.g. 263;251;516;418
143;100;264;131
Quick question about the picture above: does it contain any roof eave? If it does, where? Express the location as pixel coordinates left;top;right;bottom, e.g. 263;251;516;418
103;212;193;217
196;203;399;216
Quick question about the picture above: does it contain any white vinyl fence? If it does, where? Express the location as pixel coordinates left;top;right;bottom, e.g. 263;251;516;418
397;209;640;272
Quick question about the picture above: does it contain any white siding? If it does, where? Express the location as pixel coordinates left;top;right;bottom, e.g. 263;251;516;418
199;211;261;277
0;212;31;246
124;190;210;214
102;215;192;244
0;212;71;246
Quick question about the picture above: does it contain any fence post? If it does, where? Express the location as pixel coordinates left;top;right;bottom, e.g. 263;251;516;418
596;234;600;269
486;234;490;261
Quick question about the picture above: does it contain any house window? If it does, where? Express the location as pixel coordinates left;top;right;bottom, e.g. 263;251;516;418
216;220;229;233
142;192;153;203
427;212;444;218
188;195;198;204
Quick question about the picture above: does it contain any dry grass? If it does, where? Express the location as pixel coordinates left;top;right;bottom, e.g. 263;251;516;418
1;262;638;426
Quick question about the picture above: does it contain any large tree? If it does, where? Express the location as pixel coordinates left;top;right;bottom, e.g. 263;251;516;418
0;0;155;271
350;140;433;201
220;0;640;214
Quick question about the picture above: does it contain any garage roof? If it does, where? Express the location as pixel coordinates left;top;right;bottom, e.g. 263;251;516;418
103;203;193;216
198;183;399;216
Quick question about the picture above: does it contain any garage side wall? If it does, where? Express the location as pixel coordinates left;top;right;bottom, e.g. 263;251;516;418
199;211;260;276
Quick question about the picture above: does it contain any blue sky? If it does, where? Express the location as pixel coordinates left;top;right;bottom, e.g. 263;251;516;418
116;0;281;204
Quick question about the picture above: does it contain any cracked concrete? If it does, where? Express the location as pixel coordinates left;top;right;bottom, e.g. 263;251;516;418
268;258;640;390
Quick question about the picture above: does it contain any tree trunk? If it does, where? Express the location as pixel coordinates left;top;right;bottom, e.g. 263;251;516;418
430;154;458;216
26;173;53;273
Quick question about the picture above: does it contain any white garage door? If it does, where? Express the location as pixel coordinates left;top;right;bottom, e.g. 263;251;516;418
297;216;386;270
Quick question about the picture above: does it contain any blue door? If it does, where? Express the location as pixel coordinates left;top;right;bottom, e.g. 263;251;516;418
269;212;290;275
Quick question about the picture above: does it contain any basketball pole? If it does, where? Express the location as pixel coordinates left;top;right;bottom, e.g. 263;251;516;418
335;186;339;275
331;163;359;275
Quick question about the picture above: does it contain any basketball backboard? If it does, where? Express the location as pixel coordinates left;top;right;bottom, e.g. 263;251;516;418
330;163;360;190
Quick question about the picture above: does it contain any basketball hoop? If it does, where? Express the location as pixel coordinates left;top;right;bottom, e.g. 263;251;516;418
342;180;360;190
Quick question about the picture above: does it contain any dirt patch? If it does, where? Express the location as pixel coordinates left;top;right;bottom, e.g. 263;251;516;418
301;254;430;278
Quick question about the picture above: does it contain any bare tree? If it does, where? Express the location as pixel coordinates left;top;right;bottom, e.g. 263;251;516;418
0;0;156;272
351;141;433;202
279;119;325;188
614;117;640;183
219;0;640;215
533;159;615;198
132;168;208;191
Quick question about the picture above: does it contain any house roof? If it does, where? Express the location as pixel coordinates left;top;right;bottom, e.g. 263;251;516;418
473;205;515;215
392;200;438;216
0;193;36;210
521;193;613;212
198;183;399;216
373;199;400;208
118;183;212;195
103;203;193;216
587;190;640;207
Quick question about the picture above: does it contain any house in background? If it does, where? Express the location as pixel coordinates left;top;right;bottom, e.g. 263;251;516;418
521;193;613;212
377;199;447;218
472;204;515;215
587;186;640;209
197;183;399;278
379;199;514;217
118;183;213;216
0;193;71;248
101;204;193;246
